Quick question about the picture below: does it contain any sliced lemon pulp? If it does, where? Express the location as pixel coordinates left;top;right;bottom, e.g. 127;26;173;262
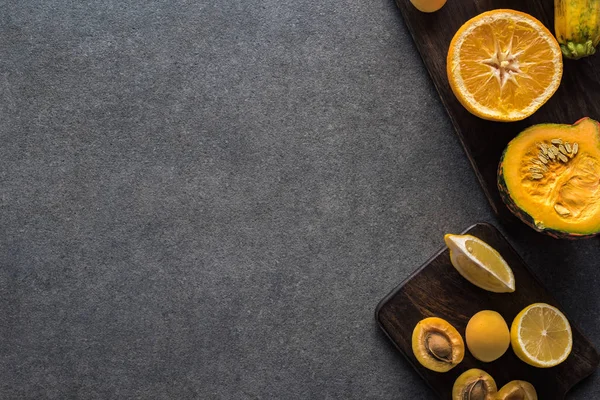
444;234;515;293
511;303;573;368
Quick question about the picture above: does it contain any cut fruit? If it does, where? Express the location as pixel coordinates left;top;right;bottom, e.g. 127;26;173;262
412;317;465;372
510;303;573;368
452;368;497;400
498;117;600;239
447;9;563;121
497;380;538;400
444;234;515;293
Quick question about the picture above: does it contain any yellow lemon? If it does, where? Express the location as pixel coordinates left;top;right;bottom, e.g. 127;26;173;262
511;303;572;368
444;234;515;293
466;310;510;362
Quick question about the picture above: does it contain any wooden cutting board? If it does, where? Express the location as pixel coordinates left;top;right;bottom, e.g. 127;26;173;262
375;223;599;399
394;0;600;224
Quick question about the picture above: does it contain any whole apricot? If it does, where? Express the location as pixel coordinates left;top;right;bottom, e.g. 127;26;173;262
466;310;510;362
409;0;447;13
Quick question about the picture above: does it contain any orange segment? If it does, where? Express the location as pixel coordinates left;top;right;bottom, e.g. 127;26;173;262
447;10;563;122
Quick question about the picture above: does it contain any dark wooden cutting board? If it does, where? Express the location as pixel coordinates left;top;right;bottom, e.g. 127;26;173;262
394;0;600;224
375;223;599;399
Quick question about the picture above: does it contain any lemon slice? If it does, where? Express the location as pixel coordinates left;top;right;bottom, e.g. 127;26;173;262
444;234;515;293
510;303;573;368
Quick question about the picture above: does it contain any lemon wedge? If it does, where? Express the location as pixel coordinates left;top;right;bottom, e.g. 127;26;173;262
444;234;515;293
510;303;573;368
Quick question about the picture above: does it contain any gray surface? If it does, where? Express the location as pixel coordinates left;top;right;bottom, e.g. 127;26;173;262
1;1;599;399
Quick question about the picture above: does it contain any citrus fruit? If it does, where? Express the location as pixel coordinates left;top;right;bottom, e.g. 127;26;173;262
444;234;515;293
466;310;511;362
447;9;563;121
510;303;573;368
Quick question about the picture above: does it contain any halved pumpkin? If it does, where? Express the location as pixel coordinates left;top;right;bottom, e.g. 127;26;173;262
498;117;600;238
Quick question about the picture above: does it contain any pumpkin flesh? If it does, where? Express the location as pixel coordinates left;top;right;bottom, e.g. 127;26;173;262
499;118;600;237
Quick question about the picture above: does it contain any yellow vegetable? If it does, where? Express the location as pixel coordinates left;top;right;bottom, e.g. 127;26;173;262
555;0;600;59
497;117;600;238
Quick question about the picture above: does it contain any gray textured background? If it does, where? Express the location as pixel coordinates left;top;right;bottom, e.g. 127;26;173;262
1;1;599;399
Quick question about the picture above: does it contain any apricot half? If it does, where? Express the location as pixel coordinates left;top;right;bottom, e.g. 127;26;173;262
497;381;538;400
411;317;464;372
452;369;497;400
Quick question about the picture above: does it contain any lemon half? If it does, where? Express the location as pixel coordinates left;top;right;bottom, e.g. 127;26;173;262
511;303;573;368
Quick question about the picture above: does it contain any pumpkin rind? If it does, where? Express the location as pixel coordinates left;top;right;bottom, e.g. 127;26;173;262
555;0;600;59
498;118;600;238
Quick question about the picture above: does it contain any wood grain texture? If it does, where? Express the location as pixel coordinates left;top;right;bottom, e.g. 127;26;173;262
393;0;600;224
375;223;599;399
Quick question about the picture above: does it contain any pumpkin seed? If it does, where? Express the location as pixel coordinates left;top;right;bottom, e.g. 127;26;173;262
572;142;579;155
550;145;560;155
559;144;567;154
534;221;545;230
551;138;563;145
558;153;568;163
565;142;572;153
539;155;549;164
554;203;571;216
547;150;556;160
532;160;548;171
531;173;544;180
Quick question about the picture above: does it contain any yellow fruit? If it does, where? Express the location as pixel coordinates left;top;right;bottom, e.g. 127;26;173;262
497;380;538;400
444;234;515;293
452;369;497;400
511;303;573;368
412;317;465;372
447;9;563;121
466;310;510;362
410;0;447;13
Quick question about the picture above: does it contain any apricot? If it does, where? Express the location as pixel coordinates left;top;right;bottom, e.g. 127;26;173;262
409;0;447;13
412;317;464;372
497;380;538;400
452;368;497;400
466;310;510;362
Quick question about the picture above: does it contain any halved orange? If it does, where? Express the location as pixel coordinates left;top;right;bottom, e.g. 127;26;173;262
447;9;563;122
